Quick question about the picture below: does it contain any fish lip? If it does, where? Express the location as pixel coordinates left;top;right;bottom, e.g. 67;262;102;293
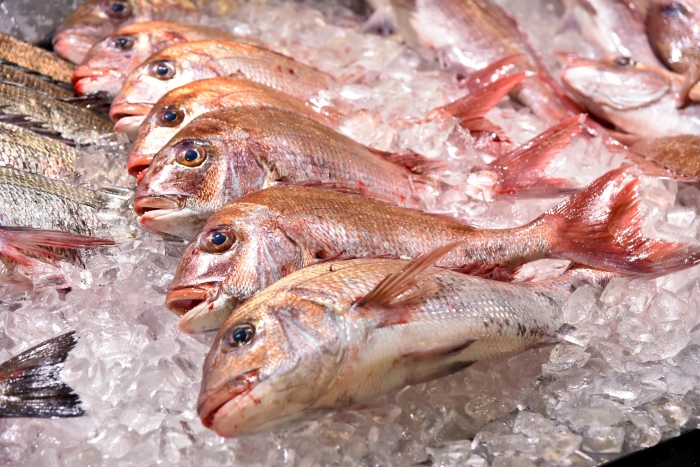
165;282;221;318
52;32;92;64
110;102;152;123
113;115;146;139
72;66;111;84
127;154;154;179
198;371;259;429
133;195;183;216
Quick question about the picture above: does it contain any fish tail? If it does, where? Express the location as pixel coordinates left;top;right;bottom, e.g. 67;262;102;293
0;331;84;418
488;114;586;197
545;166;700;275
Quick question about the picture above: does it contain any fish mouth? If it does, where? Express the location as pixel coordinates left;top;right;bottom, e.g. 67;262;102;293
52;33;92;64
113;115;146;139
165;283;220;318
198;371;259;429
72;66;122;96
133;195;183;216
127;154;154;180
110;102;152;123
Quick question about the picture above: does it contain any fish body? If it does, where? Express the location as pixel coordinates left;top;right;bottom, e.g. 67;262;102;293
389;0;570;124
53;0;241;64
127;77;341;178
0;123;78;178
0;64;74;99
561;56;700;136
0;84;114;143
134;107;431;238
625;134;700;178
197;252;613;437
73;21;268;97
110;40;336;136
0;33;75;84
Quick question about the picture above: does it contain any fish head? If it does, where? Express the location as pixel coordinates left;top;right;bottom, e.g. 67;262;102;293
561;56;672;112
647;0;700;73
110;47;217;137
198;287;344;437
167;203;300;334
54;0;142;64
133;113;261;238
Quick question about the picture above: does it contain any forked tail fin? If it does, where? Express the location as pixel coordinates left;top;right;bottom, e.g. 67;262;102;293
543;166;700;275
0;331;84;418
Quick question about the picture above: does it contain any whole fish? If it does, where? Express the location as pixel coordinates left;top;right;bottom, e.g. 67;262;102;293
109;40;336;136
0;33;75;84
53;0;241;64
0;84;114;144
645;0;700;104
0;123;78;178
197;246;618;437
73;21;273;97
561;56;700;136
0;331;84;418
0;64;74;99
167;168;700;333
388;0;571;125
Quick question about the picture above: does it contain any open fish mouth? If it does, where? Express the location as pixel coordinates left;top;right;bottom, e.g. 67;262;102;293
165;282;220;318
197;371;259;429
72;66;122;96
128;154;155;180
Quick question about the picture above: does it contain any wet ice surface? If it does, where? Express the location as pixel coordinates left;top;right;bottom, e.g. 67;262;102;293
0;0;699;465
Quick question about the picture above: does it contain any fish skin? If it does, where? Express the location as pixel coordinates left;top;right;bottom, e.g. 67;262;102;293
134;106;432;239
561;56;700;136
0;64;75;99
109;40;336;134
127;77;341;178
388;0;571;125
73;21;272;97
197;254;613;437
0;33;75;84
0;123;78;178
0;83;114;144
53;0;241;64
626;134;700;178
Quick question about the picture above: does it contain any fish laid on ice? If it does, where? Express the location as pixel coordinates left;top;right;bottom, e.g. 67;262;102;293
73;21;276;97
134;107;584;239
197;245;620;437
0;331;84;418
614;133;700;178
0;33;75;84
0;123;78;178
110;40;336;137
0;64;74;99
0;84;114;144
561;56;700;137
167;167;700;333
53;0;242;64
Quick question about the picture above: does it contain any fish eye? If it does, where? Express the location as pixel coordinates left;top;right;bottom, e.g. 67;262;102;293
221;323;255;351
200;227;236;253
617;57;636;67
149;60;176;80
157;106;184;127
106;0;131;18
661;2;690;15
176;144;206;167
112;35;134;50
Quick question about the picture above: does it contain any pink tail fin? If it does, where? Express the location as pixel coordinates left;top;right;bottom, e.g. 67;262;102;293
425;72;528;135
488;114;586;197
459;53;523;92
544;166;700;275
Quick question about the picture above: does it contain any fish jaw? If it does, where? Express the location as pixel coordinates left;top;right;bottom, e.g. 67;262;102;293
52;32;94;64
197;371;259;433
165;282;233;334
113;114;146;140
135;196;208;239
73;66;124;96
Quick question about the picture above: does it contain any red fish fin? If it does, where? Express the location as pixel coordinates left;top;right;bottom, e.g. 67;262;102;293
402;337;478;361
0;227;114;265
355;242;465;310
368;148;448;174
544;166;700;275
425;72;527;134
459;53;522;91
489;114;585;197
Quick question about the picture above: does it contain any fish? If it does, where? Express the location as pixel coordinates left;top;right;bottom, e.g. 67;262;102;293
0;331;84;418
615;133;700;178
388;0;572;125
53;0;242;64
0;33;75;84
645;0;700;104
196;245;622;437
0;64;75;99
0;123;78;178
561;56;700;137
110;40;336;136
73;21;276;97
0;83;114;144
166;166;700;333
133;107;584;239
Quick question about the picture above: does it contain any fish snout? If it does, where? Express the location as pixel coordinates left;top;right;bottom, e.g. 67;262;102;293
197;372;258;429
133;195;183;216
52;33;91;64
165;283;220;318
110;102;152;123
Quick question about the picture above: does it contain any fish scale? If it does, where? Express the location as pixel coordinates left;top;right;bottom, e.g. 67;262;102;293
0;33;74;83
0;123;78;178
0;64;74;99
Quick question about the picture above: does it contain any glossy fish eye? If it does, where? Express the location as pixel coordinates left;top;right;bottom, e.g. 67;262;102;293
661;2;689;15
106;0;131;18
221;324;255;351
157;106;184;127
112;35;134;50
149;60;176;80
200;228;236;253
617;57;635;67
176;145;206;167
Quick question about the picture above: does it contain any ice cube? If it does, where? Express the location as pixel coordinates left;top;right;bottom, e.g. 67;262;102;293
535;431;583;462
581;427;625;453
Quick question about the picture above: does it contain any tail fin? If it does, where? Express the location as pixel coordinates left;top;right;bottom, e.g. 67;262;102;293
0;331;84;418
544;166;700;275
487;114;585;197
425;72;528;135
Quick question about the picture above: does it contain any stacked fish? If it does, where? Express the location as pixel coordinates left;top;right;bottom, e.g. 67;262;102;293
2;0;700;454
